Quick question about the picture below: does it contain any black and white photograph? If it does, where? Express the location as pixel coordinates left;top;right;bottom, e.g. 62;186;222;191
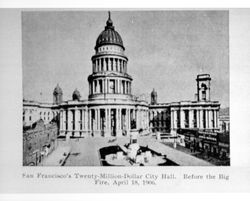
22;10;230;167
2;2;250;196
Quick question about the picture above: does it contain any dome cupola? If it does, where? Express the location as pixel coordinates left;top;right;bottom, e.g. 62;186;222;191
151;88;158;105
72;88;81;101
53;84;63;95
95;11;124;50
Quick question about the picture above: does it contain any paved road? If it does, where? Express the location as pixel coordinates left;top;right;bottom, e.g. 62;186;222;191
62;136;212;166
40;145;71;166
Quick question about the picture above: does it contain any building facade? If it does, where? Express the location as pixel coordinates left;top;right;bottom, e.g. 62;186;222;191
149;74;220;134
23;119;58;166
23;13;222;140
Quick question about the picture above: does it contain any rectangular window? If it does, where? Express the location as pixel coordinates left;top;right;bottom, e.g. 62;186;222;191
193;110;197;128
99;80;103;93
109;80;115;93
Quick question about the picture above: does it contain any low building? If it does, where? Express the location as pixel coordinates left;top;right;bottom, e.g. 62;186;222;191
218;107;230;133
23;119;58;166
176;128;230;161
149;74;220;137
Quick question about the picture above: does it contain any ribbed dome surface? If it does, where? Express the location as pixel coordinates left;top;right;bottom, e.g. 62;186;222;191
95;12;124;50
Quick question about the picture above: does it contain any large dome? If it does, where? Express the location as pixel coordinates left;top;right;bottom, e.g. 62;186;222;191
95;12;124;50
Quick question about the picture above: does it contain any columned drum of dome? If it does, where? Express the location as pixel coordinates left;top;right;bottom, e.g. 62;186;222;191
88;12;131;101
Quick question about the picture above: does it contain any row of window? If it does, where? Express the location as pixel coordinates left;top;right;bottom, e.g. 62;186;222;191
89;79;132;95
97;45;123;53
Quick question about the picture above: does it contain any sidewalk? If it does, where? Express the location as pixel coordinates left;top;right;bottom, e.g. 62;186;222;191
137;137;212;166
40;145;71;166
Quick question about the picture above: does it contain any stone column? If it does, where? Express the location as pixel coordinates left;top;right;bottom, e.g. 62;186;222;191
89;82;91;95
189;109;194;128
107;109;110;131
170;110;174;130
89;109;92;132
103;79;106;94
126;109;129;133
103;57;106;71
98;109;101;136
96;79;100;94
74;109;80;137
213;110;217;128
115;108;118;134
105;108;110;137
68;110;73;137
98;59;101;72
117;108;122;136
84;107;87;132
101;58;103;72
112;58;116;71
81;109;85;131
120;60;122;72
107;79;109;93
94;109;97;131
115;80;118;93
59;110;63;131
196;109;200;128
108;58;111;71
205;109;208;129
139;109;142;129
135;109;138;130
116;59;119;71
215;110;219;128
180;109;185;128
128;109;131;131
102;79;104;93
91;82;93;95
95;60;98;72
208;109;213;129
141;109;145;129
200;110;204;129
62;110;66;132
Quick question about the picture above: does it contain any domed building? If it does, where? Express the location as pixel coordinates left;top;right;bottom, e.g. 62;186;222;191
72;89;81;101
57;12;149;138
23;12;221;144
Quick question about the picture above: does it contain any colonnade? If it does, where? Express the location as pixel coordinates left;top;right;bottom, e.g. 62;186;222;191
93;57;127;74
89;78;132;95
59;106;149;137
171;108;219;131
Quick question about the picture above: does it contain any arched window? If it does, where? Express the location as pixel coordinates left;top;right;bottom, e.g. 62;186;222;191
201;83;207;101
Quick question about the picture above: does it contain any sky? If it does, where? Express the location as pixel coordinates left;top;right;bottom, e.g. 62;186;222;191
22;10;229;107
